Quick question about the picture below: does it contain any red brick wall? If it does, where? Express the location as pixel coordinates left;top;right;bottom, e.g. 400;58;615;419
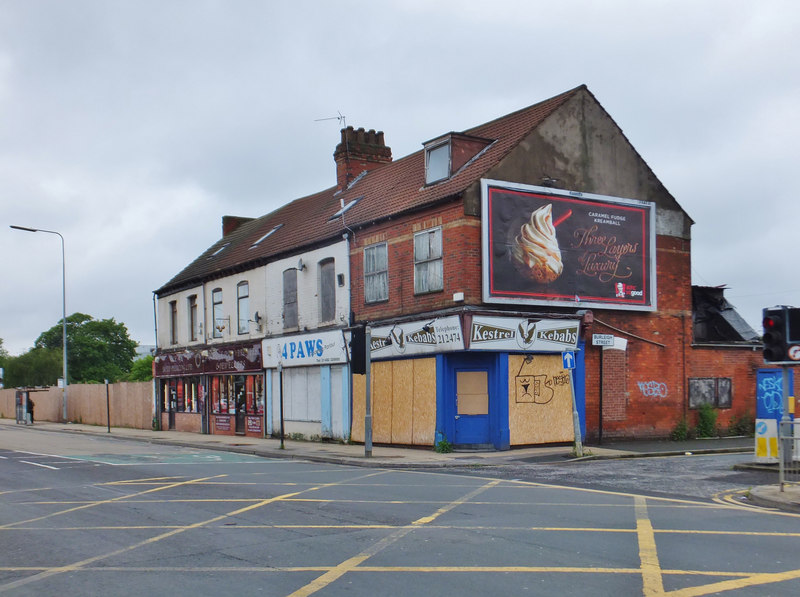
351;202;481;322
687;346;767;430
582;234;693;440
352;203;772;442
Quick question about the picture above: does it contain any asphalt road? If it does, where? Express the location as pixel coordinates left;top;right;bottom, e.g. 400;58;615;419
2;426;800;596
438;451;778;504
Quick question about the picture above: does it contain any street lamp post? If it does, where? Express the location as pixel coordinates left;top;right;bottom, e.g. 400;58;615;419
10;225;68;422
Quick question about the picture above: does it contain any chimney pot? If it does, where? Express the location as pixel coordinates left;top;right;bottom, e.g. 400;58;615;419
334;126;392;190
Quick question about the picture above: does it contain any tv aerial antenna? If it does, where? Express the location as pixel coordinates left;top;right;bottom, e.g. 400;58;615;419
314;111;347;129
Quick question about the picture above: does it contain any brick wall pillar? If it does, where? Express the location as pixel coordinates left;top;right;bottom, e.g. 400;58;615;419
602;347;628;423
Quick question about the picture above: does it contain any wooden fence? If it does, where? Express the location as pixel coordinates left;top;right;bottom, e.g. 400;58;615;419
0;382;154;429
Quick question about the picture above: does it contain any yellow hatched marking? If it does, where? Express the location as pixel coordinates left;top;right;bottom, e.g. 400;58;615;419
635;496;664;595
0;470;387;594
0;475;223;529
287;479;500;597
666;567;800;596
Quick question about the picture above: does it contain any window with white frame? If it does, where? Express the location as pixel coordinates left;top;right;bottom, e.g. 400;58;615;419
237;281;249;334
414;227;443;294
319;258;335;323
425;142;450;184
283;269;298;329
212;288;224;338
188;295;198;341
364;242;388;303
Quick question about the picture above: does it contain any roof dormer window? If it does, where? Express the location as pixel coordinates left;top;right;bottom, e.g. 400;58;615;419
425;141;450;184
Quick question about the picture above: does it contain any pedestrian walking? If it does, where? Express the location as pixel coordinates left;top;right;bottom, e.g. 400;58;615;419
26;396;34;424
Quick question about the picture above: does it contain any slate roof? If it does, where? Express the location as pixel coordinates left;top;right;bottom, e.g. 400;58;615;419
155;85;585;296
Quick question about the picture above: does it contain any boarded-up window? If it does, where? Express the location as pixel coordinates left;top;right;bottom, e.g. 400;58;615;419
457;371;489;415
688;377;732;409
283;367;321;422
319;258;335;323
283;269;298;329
169;300;178;344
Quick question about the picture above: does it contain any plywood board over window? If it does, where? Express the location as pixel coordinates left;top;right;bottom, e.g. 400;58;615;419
352;358;436;446
508;354;574;445
457;371;488;415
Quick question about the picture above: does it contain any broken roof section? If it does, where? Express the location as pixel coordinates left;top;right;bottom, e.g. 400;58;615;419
692;286;759;343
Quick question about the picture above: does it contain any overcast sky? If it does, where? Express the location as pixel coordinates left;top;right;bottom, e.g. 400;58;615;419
2;1;799;356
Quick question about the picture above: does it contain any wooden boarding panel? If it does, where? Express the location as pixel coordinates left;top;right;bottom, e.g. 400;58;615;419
351;374;366;443
372;361;393;443
391;360;414;444
508;354;574;445
457;371;489;415
412;358;437;445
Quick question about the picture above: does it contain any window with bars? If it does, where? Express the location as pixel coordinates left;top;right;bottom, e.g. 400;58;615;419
414;227;443;294
364;243;388;303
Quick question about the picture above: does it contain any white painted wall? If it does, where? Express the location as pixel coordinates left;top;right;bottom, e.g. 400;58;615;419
263;241;350;335
156;238;350;350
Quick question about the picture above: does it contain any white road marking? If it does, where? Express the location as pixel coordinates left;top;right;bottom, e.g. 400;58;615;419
19;460;59;470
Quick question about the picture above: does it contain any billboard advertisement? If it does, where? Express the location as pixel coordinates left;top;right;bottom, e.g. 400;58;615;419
481;180;656;311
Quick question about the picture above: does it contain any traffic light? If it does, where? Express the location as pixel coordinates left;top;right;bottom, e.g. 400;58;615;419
350;326;367;375
763;307;788;362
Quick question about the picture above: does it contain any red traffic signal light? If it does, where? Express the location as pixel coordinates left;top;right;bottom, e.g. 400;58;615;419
762;307;788;362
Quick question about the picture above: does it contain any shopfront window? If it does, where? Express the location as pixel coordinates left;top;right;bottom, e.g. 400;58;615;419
161;377;204;413
210;374;264;415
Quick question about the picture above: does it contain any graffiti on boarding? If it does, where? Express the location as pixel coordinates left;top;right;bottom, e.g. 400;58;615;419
757;376;783;415
637;380;668;398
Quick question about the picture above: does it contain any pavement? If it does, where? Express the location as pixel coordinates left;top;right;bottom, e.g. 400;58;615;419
3;417;799;512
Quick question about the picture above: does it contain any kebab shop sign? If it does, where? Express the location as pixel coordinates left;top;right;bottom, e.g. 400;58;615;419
481;179;656;311
262;330;348;368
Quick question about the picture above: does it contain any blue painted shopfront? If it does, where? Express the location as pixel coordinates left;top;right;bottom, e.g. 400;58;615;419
435;342;586;450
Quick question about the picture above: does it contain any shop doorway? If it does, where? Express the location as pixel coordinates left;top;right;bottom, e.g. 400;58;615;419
454;369;490;444
440;352;505;449
234;376;246;434
168;387;176;430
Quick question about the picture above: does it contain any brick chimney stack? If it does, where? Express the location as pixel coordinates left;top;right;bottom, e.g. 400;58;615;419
334;126;392;190
222;215;253;237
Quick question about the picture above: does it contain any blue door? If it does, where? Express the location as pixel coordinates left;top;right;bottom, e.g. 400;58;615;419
454;368;491;445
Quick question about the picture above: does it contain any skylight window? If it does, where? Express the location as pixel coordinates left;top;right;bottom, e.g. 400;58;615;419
208;242;230;258
425;142;450;184
249;224;283;249
329;197;362;221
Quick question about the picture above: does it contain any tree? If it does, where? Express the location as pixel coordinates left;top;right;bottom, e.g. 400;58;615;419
127;355;154;382
2;347;62;387
0;338;9;387
35;313;138;383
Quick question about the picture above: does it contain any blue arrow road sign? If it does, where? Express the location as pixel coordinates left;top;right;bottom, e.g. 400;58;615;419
562;351;576;370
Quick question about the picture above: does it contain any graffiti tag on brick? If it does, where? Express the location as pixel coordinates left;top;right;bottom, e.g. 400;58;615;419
637;381;668;398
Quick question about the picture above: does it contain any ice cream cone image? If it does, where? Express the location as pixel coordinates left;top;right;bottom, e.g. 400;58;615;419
512;203;564;283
